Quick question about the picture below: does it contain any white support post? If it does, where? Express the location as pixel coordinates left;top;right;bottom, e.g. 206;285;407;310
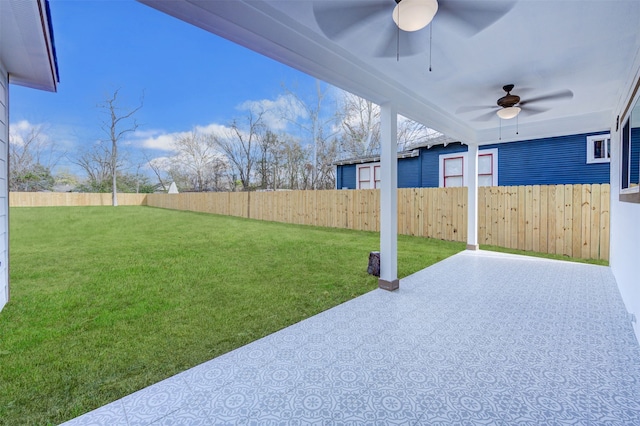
379;102;399;290
467;143;479;250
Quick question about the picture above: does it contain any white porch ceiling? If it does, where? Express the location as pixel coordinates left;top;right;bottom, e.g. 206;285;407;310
0;0;58;92
139;0;640;145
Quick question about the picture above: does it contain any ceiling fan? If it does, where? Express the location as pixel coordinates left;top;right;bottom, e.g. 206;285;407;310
459;84;574;122
313;0;515;58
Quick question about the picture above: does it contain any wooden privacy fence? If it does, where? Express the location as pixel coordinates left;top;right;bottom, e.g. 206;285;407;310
478;185;610;261
10;185;609;260
10;192;147;207
145;184;610;261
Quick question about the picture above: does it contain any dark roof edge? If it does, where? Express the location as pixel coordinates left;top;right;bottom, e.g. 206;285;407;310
333;148;420;166
36;0;59;89
44;0;59;83
334;134;463;166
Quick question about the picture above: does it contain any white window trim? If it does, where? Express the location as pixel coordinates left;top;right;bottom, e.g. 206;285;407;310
356;162;381;189
620;119;639;194
586;134;611;164
440;153;466;187
438;149;498;188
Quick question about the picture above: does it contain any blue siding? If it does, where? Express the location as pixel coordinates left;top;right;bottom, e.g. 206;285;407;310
336;132;611;189
335;157;420;189
484;132;610;186
398;157;421;188
337;164;356;189
420;143;468;187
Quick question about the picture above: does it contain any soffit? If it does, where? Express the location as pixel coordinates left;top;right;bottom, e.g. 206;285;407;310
0;0;58;92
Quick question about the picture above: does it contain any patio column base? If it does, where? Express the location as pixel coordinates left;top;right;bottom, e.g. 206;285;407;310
379;278;399;291
466;244;480;251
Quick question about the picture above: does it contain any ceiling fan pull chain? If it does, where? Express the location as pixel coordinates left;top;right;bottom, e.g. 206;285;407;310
516;114;519;135
499;118;502;141
397;7;400;62
429;22;432;72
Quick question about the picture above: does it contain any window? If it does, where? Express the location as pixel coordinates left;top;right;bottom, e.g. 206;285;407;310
622;120;631;190
619;80;640;203
439;149;498;187
478;153;495;186
356;163;380;189
621;119;639;193
586;134;611;164
621;95;640;195
443;156;464;187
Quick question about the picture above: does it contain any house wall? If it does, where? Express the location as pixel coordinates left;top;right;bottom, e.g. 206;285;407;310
419;143;468;187
483;131;611;185
337;132;611;189
610;195;640;341
0;62;9;311
610;122;640;344
398;156;420;188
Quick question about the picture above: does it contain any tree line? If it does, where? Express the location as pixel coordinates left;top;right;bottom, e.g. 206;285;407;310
9;80;438;197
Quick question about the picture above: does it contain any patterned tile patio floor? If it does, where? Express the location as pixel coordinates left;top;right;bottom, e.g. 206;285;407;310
63;250;640;425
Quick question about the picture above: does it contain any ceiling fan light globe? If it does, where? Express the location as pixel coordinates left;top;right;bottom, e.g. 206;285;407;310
392;0;438;32
497;106;521;120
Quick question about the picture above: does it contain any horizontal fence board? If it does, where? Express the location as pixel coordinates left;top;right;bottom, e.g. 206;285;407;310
12;184;610;260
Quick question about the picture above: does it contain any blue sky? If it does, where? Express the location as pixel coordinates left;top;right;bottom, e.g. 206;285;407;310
10;0;323;175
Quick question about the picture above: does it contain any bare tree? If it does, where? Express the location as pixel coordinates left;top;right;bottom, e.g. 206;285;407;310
99;89;143;206
270;134;312;190
282;80;341;189
337;91;440;157
73;142;113;191
339;92;381;158
169;130;228;192
214;111;265;191
256;130;280;190
397;117;441;151
144;152;170;192
9;122;62;191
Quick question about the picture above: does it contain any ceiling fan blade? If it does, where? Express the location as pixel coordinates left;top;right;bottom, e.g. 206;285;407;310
520;105;549;116
456;105;496;114
374;22;429;58
472;110;499;122
437;0;515;36
313;0;390;41
519;90;574;106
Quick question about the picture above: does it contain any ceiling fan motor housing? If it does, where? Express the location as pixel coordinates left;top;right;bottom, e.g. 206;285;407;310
497;84;520;108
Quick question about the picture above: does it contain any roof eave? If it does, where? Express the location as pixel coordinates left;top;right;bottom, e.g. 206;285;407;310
1;0;59;92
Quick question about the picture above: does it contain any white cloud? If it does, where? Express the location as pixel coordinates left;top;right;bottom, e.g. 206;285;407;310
136;92;313;153
134;123;233;152
141;133;181;151
13;119;33;132
193;123;230;138
237;94;307;131
9;120;46;146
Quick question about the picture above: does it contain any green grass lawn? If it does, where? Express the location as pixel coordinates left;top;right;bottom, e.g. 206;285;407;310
0;206;465;425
